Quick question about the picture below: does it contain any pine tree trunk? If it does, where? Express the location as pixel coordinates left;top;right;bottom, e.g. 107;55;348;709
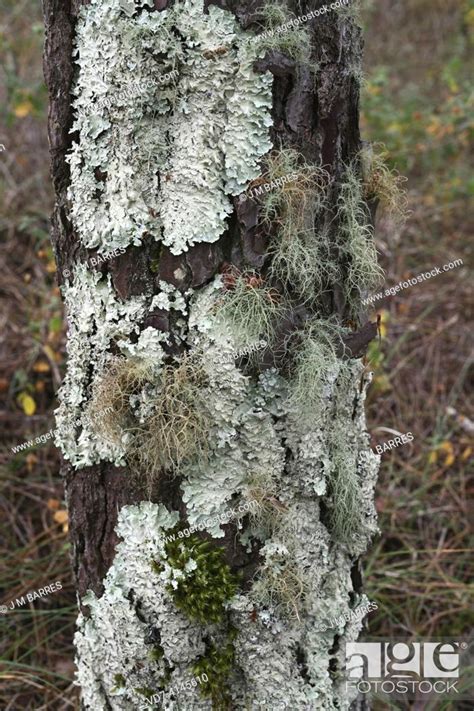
43;1;380;708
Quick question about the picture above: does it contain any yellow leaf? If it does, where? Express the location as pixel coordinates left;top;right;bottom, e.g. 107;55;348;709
428;450;438;465
435;441;456;468
53;510;68;525
443;452;456;467
387;122;402;134
18;392;36;416
461;447;472;461
438;441;454;455
33;360;50;373
13;100;34;118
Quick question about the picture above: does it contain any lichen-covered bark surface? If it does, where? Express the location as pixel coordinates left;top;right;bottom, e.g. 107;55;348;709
43;0;380;708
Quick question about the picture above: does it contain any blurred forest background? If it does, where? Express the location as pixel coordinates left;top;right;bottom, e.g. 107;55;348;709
0;0;472;708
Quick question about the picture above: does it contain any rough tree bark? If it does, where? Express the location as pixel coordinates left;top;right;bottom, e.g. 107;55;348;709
43;0;380;708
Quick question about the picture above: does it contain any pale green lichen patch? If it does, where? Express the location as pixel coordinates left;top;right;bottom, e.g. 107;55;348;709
75;502;213;710
68;0;273;256
63;210;379;710
54;266;176;468
73;344;378;709
179;279;286;537
54;266;150;467
65;3;381;703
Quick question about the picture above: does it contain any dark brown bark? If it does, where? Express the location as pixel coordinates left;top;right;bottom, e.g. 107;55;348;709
43;0;374;609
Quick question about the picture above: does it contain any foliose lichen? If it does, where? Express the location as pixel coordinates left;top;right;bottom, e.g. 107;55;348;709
54;265;176;468
67;0;273;256
66;3;382;709
74;502;211;710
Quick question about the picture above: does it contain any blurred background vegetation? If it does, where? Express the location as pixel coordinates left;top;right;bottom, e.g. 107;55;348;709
0;0;472;708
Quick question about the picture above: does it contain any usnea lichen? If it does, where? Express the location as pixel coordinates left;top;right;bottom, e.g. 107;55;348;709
218;272;286;348
54;266;152;467
74;351;379;708
86;351;211;492
54;265;180;468
67;0;273;256
254;1;317;71
258;150;332;302
360;143;408;224
335;164;385;314
64;218;380;710
64;3;381;709
288;318;352;414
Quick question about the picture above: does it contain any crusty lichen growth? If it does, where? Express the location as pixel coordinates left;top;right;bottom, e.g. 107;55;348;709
64;5;381;709
64;208;379;711
68;0;272;256
74;354;378;709
54;266;155;467
179;278;287;538
74;502;210;710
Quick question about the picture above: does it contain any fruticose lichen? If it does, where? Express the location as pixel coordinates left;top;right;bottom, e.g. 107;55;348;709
73;275;379;708
54;265;179;468
262;150;332;302
64;3;381;709
335;163;385;314
360;143;408;224
253;1;317;71
218;271;286;348
88;351;211;489
67;0;272;255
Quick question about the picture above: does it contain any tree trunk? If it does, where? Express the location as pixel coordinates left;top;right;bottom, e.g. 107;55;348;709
43;0;380;708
